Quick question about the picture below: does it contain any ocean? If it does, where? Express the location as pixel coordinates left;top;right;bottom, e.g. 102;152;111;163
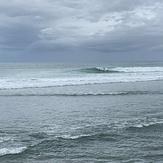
0;62;163;163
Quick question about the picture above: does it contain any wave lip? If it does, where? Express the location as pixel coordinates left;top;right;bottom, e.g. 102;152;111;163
0;147;27;156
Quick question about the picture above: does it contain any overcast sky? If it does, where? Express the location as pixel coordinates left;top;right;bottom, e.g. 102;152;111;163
0;0;163;62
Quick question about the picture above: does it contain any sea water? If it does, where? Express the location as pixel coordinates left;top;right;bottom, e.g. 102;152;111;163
0;62;163;162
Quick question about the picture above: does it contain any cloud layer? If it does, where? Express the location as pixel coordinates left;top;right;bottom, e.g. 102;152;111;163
0;0;163;62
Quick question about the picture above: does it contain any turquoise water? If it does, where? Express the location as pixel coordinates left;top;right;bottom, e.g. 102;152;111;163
0;62;163;162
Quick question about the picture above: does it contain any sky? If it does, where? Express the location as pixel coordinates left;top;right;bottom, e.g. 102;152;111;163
0;0;163;62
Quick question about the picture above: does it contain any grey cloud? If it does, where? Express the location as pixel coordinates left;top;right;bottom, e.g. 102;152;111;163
0;0;162;62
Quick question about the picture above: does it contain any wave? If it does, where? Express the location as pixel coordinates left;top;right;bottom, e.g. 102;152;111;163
0;147;27;157
26;132;120;153
80;66;163;74
0;91;162;97
80;67;121;73
57;133;119;142
126;121;163;132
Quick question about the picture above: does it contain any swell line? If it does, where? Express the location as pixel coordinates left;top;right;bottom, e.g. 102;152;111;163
0;91;162;97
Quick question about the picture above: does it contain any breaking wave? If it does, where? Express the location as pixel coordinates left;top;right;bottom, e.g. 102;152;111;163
79;66;163;74
80;67;121;73
113;66;163;73
0;147;27;157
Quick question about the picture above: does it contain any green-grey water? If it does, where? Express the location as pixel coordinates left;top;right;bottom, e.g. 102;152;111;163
0;62;163;162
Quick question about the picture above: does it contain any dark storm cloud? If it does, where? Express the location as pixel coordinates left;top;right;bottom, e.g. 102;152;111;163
0;0;163;62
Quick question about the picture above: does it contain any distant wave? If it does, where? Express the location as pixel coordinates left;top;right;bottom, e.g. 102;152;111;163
80;67;121;73
0;147;27;157
79;66;163;74
0;92;123;97
0;91;162;97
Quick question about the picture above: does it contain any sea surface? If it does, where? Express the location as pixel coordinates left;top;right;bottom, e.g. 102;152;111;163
0;62;163;163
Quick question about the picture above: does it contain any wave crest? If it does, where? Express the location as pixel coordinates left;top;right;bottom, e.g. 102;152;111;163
80;66;163;74
58;133;117;142
80;67;121;73
0;147;27;157
126;122;163;132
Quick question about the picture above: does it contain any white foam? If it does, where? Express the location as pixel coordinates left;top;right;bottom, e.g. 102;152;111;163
134;124;144;128
0;147;27;156
59;134;90;139
95;67;110;71
113;67;163;73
